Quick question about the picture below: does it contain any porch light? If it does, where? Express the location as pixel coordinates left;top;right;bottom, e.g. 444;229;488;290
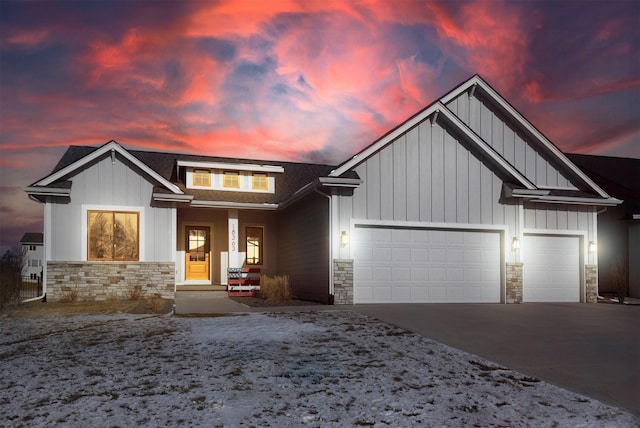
589;241;597;254
340;231;349;248
511;237;520;252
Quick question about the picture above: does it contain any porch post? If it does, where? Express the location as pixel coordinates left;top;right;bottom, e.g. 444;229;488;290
228;209;239;268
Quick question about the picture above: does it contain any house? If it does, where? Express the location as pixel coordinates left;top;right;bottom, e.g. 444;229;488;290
567;154;640;299
19;232;43;280
25;75;621;304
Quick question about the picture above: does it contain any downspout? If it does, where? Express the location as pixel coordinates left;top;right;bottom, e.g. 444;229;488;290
314;187;334;302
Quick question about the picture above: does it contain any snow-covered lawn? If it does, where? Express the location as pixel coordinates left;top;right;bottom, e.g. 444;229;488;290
0;307;636;427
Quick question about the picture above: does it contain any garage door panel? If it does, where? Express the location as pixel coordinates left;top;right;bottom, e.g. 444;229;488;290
373;266;392;282
354;227;501;303
523;235;580;302
373;247;392;262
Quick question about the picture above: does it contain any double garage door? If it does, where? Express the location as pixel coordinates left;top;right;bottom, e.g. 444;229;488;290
353;226;581;304
353;226;502;303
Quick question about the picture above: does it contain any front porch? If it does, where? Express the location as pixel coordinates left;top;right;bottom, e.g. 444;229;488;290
175;207;277;289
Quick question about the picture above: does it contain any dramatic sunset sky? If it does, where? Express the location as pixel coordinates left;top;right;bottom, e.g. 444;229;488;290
0;0;639;254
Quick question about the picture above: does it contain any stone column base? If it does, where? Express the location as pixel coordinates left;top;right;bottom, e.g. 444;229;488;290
333;259;354;305
585;264;598;303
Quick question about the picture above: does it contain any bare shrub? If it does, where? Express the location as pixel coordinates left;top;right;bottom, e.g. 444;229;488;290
128;284;143;301
613;258;628;304
258;275;291;304
148;293;164;312
60;282;79;303
0;246;25;309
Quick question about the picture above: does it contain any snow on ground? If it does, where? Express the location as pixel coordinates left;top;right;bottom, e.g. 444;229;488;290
0;309;637;427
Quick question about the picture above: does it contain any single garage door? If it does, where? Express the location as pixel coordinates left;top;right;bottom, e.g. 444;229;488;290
522;235;580;302
353;226;501;303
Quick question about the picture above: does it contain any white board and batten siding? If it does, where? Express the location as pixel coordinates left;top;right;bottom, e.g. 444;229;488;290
446;92;577;190
346;118;518;229
48;153;176;262
353;224;502;303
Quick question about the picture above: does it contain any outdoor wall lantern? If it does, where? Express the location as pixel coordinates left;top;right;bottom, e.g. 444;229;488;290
511;237;520;252
340;231;349;248
588;241;597;254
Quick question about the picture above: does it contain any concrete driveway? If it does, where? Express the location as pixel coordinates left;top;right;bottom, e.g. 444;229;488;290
351;303;640;416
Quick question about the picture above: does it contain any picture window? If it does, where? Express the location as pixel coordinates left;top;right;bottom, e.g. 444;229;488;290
87;210;139;261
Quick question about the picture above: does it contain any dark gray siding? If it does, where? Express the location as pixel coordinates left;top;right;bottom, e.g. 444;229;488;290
277;193;330;303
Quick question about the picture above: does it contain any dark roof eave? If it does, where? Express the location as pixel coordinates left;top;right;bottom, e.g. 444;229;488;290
318;177;363;188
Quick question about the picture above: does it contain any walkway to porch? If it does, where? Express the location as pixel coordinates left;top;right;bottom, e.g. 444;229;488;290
174;290;251;315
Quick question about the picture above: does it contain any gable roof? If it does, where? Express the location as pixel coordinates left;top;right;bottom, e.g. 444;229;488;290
330;74;621;207
33;140;182;194
29;141;356;209
568;153;640;216
19;232;43;244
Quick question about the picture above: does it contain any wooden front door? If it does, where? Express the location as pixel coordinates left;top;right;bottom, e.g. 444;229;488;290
185;226;210;281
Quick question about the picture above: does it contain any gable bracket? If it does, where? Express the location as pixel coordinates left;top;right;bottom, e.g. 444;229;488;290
430;110;439;127
467;83;477;99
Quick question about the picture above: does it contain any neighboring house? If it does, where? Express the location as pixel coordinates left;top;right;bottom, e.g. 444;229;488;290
19;232;43;280
25;75;621;304
567;154;640;299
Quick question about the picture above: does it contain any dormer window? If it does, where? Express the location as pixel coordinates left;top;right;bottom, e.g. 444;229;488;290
193;170;210;187
252;173;268;190
223;171;240;189
178;160;282;193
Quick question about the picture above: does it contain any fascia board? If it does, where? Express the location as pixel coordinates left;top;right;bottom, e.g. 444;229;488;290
189;200;279;210
177;160;284;173
152;193;194;203
318;177;362;187
529;196;623;206
330;103;441;177
24;186;71;196
437;105;537;190
454;78;613;200
35;141;183;195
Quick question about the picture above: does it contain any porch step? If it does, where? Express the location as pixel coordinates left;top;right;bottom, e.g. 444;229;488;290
177;285;226;292
175;290;229;299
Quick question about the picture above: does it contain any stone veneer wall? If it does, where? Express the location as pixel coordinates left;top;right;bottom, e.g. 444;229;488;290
585;264;598;303
46;261;175;302
506;262;523;304
333;259;354;305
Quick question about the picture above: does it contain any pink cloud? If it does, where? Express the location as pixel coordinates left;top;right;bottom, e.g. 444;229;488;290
5;28;51;48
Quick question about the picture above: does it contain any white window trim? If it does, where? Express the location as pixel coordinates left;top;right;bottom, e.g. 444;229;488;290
178;160;284;173
82;205;145;262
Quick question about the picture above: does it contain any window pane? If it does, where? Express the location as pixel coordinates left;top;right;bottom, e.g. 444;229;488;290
88;211;114;259
223;171;240;188
113;212;139;260
189;229;207;262
193;170;210;187
252;173;268;190
246;227;263;265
